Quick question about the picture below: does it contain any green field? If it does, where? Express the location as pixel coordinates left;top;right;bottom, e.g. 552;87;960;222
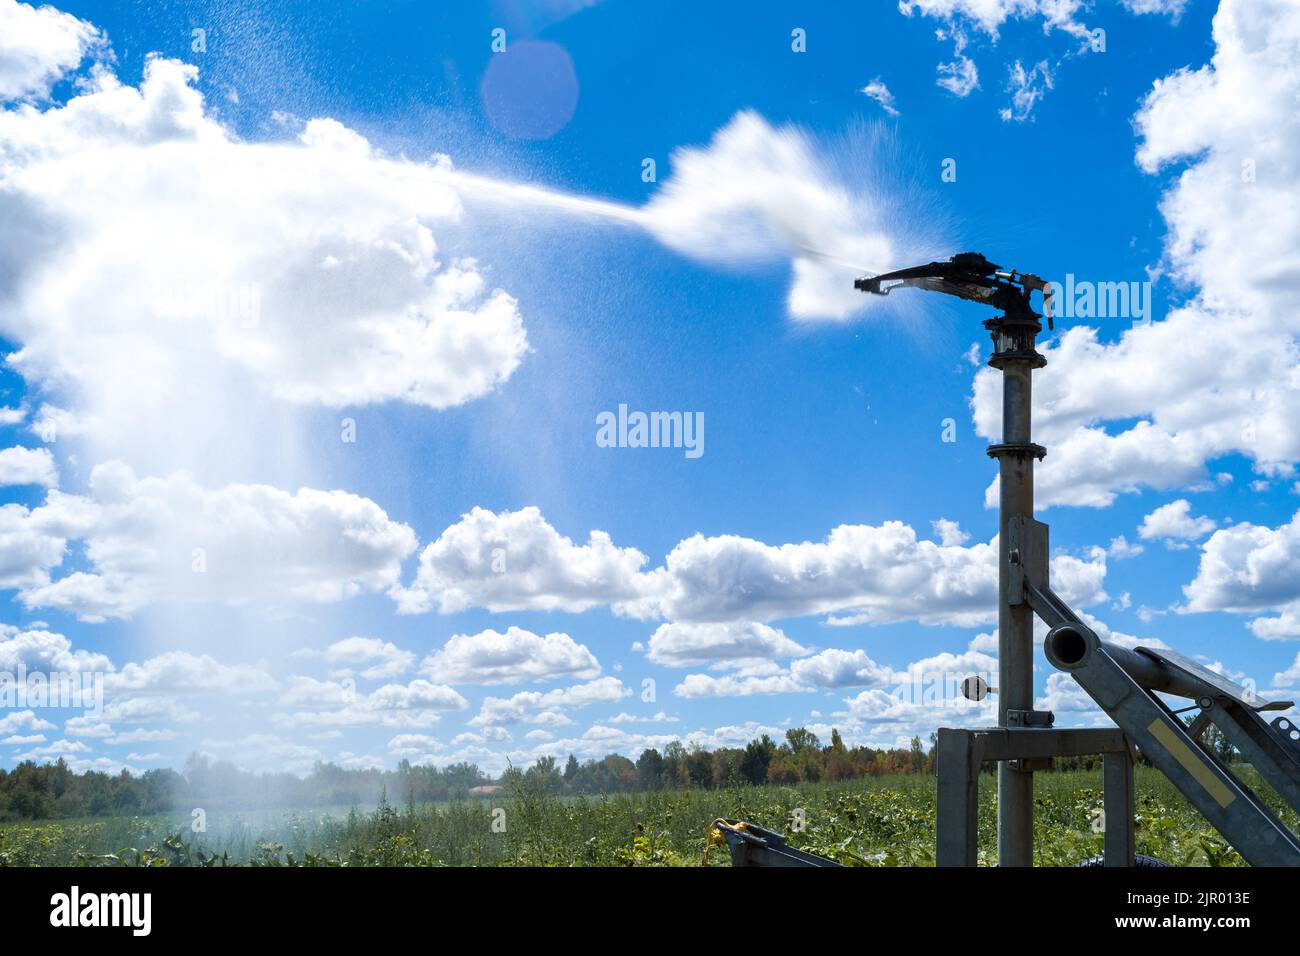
2;766;1284;866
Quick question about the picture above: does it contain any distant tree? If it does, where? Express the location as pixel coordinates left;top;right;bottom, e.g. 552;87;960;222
499;765;524;791
767;755;802;785
824;752;855;781
602;754;637;791
527;756;562;793
686;746;713;788
711;748;743;788
798;750;822;783
662;741;688;788
785;727;820;753
740;736;776;785
636;749;665;790
909;736;926;772
563;754;580;783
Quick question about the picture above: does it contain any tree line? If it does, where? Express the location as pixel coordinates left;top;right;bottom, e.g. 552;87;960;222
510;728;935;796
1;727;1041;821
0;754;490;821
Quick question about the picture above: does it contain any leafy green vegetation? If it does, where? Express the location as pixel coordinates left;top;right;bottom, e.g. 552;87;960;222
7;724;1229;829
2;766;1285;867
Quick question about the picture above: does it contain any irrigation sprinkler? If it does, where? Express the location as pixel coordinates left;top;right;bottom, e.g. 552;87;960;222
711;252;1300;867
857;252;1052;865
858;253;1300;868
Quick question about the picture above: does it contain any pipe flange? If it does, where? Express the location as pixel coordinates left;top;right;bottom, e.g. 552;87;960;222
988;351;1047;371
986;442;1047;461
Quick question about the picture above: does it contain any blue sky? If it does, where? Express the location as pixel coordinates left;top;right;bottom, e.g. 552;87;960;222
1;0;1298;775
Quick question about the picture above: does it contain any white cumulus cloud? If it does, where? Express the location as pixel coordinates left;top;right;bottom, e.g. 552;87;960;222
15;461;417;620
1139;498;1217;544
422;626;601;684
645;621;806;670
393;506;651;615
0;445;56;487
1182;510;1300;638
0;0;101;101
0;53;528;478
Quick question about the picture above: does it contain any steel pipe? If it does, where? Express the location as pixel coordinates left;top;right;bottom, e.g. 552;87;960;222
1044;623;1204;700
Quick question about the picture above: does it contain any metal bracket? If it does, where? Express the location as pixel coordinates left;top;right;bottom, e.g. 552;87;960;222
1007;516;1049;607
1007;708;1055;728
1009;757;1054;772
1188;707;1214;742
1007;710;1055;770
1271;715;1300;756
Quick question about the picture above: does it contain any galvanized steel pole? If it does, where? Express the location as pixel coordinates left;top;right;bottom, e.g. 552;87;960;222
986;313;1046;867
853;255;1053;866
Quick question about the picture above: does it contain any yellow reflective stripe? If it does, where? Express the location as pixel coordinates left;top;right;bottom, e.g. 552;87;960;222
1147;718;1236;808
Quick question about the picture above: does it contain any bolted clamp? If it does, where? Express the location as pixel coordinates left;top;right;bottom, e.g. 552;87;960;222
1007;709;1057;772
1007;709;1055;728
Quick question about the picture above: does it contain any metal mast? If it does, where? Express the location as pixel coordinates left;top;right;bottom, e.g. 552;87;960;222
857;253;1051;865
984;297;1046;867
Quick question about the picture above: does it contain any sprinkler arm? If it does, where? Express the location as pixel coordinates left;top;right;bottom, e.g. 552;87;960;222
855;251;1054;327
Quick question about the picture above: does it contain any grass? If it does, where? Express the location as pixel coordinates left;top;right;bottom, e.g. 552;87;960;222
0;767;1287;866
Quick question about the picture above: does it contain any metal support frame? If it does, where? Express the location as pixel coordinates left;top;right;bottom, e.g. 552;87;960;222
1103;750;1135;867
938;521;1300;866
1041;617;1300;866
1200;701;1300;813
936;727;1133;866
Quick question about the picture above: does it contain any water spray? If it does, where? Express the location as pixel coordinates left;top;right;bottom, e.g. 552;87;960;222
435;167;647;228
430;111;903;322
